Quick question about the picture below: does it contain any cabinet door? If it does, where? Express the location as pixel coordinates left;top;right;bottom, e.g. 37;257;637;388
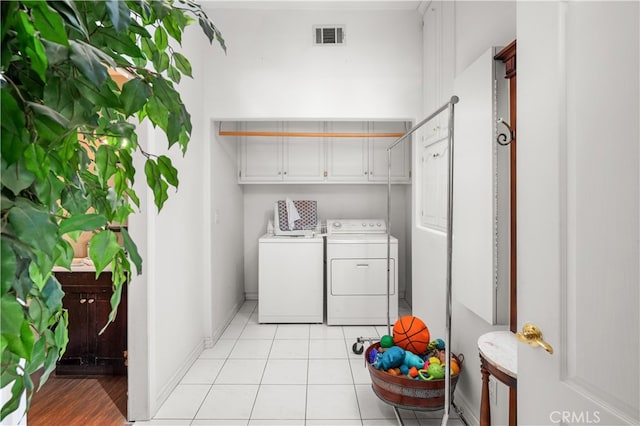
419;139;448;230
239;121;282;182
368;121;411;183
423;1;455;142
59;289;90;366
283;122;325;182
326;121;368;182
94;287;127;369
423;3;442;142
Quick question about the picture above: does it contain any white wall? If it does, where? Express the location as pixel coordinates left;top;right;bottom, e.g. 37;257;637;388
203;5;423;302
210;125;245;338
242;184;410;299
202;6;422;120
412;1;516;424
128;25;220;420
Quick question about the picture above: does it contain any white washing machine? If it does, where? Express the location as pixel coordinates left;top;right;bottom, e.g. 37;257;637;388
258;234;324;323
326;219;398;325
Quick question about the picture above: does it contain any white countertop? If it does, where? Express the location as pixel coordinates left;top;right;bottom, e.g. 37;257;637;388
477;330;518;379
52;258;104;272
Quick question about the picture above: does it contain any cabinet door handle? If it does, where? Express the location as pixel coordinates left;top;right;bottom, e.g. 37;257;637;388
80;298;87;304
88;298;95;304
364;171;368;175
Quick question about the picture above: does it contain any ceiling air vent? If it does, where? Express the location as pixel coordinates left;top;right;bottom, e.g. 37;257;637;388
314;26;345;45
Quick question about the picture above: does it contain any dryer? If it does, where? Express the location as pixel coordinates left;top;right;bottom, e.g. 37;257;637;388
326;219;398;325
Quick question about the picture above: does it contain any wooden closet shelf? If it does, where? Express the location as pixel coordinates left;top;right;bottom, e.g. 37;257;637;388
218;131;405;138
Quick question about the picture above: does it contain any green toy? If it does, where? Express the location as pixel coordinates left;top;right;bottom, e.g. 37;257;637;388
380;335;394;348
418;363;446;380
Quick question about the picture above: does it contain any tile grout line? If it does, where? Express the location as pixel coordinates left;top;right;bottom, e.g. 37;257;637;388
189;303;253;424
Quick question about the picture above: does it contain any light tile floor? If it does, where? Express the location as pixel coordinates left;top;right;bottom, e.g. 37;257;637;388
138;300;465;426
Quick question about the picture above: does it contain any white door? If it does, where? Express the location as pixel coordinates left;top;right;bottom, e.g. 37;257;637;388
518;2;639;425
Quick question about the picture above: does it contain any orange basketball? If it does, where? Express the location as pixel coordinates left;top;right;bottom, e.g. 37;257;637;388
392;315;430;355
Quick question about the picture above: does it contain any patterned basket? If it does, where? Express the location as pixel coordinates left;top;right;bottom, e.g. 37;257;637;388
365;342;464;411
276;200;317;231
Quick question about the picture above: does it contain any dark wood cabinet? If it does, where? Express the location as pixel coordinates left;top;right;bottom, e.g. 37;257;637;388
55;272;127;376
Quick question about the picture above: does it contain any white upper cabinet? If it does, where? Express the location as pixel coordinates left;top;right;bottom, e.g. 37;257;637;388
368;121;411;183
282;122;325;182
236;120;411;184
326;121;368;182
419;139;448;230
239;121;282;181
423;1;455;143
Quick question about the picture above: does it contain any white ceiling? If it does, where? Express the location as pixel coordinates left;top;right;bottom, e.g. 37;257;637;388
202;1;423;11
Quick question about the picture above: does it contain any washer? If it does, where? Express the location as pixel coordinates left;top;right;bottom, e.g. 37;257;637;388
326;219;398;325
258;234;324;323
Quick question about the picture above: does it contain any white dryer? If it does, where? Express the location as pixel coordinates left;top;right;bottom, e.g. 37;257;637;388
326;219;398;325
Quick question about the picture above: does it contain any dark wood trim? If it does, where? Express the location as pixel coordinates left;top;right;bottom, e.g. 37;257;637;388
494;40;518;426
479;354;517;426
495;41;518;336
495;40;517;78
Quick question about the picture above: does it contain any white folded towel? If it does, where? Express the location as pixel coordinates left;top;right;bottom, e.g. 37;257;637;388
286;198;301;230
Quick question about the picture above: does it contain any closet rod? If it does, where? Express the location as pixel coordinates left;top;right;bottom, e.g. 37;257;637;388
218;131;405;138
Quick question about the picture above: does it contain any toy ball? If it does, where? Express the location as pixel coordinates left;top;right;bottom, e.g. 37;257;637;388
400;364;409;375
418;363;446;380
428;356;441;365
393;316;431;355
380;335;394;348
428;338;446;351
450;360;460;376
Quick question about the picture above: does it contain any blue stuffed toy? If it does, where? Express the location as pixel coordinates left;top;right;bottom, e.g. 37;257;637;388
375;346;405;370
404;351;425;369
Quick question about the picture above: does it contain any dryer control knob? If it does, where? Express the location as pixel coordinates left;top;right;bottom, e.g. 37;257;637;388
377;223;382;227
333;222;341;228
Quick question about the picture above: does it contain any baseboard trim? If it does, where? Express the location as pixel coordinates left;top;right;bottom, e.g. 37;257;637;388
152;339;204;415
245;292;258;301
454;390;479;425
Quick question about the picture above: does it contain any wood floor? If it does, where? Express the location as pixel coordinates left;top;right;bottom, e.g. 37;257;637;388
28;374;128;426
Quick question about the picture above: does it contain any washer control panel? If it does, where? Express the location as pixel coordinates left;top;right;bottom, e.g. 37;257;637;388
326;219;387;234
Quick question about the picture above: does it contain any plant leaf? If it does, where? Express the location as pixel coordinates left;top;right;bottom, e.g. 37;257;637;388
0;294;23;336
32;3;69;46
1;160;35;195
41;276;64;312
157;155;178;187
8;199;58;257
154;26;168;51
58;214;107;235
95;144;118;187
1;240;17;295
105;0;131;33
88;231;121;273
172;52;192;77
120;79;151;117
69;40;109;86
121;228;142;275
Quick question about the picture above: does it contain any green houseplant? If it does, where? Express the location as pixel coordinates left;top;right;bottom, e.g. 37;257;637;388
1;0;225;419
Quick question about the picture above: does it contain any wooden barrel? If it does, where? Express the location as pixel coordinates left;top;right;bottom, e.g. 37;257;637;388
365;342;464;411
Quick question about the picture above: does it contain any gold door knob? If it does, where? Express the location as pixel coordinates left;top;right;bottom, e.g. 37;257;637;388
516;323;554;354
